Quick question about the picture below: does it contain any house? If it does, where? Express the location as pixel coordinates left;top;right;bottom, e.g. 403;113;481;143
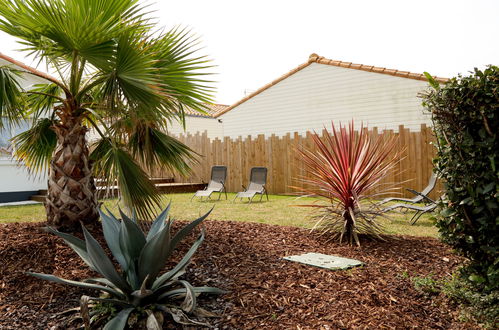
0;53;49;203
166;103;227;139
214;54;448;138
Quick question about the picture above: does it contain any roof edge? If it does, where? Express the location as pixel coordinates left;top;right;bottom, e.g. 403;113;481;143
0;52;58;83
309;53;449;84
216;53;449;118
214;60;313;117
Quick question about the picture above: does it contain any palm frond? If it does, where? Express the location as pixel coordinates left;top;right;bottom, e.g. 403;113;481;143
90;137;161;219
11;118;57;173
25;83;63;120
0;67;25;127
151;27;215;112
128;124;198;176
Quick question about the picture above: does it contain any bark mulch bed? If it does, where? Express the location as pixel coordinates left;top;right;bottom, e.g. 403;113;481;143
0;221;476;329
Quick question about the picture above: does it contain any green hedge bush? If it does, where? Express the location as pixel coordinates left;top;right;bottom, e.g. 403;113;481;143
422;66;498;291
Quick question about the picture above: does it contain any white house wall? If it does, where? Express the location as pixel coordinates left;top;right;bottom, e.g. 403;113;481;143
0;158;47;202
220;63;432;138
167;116;223;139
0;57;48;201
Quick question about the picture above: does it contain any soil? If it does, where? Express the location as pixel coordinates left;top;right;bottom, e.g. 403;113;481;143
0;221;477;329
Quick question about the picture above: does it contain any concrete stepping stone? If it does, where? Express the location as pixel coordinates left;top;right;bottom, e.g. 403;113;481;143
283;252;363;270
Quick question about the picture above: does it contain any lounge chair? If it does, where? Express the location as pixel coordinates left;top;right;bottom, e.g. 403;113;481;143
383;202;438;225
379;173;437;205
191;165;227;201
233;167;269;203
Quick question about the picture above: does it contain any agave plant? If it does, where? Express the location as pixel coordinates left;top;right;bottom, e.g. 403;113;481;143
28;205;224;329
298;121;401;246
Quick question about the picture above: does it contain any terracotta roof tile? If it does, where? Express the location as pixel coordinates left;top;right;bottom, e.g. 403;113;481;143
215;53;448;118
183;103;229;118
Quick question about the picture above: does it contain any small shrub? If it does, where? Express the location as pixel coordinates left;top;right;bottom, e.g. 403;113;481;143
28;205;225;329
410;274;498;327
298;121;401;246
412;274;442;295
421;66;499;291
443;275;499;328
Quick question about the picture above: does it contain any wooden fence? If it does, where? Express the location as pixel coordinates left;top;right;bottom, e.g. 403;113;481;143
159;124;441;200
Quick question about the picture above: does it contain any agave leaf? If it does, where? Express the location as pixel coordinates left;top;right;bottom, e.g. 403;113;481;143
157;286;226;301
82;226;131;294
160;307;210;327
27;272;126;300
146;202;171;241
80;295;91;329
99;209;128;270
45;227;97;272
137;220;172;285
146;311;162;330
194;307;220;318
176;280;196;313
119;210;146;263
103;307;135;330
170;208;212;251
87;297;134;308
83;277;116;287
152;230;205;290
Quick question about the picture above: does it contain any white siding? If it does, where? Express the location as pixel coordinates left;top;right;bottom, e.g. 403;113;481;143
0;158;46;193
220;63;432;137
0;58;49;195
167;116;223;139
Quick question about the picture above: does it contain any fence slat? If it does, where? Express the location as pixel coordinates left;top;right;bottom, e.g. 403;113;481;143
167;125;438;197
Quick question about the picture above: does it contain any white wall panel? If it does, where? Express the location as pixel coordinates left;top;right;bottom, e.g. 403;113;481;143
167;116;223;139
220;63;432;137
0;158;47;193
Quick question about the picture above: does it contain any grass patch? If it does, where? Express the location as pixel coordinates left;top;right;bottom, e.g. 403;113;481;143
0;193;438;237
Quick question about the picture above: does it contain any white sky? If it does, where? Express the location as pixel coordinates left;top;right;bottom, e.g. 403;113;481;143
1;0;498;105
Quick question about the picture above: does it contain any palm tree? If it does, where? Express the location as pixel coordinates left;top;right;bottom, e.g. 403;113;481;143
0;0;214;230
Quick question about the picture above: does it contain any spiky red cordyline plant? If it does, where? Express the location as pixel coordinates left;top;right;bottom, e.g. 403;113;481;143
298;121;401;246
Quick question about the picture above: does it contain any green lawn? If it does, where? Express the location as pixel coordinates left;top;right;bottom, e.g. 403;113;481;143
0;193;438;237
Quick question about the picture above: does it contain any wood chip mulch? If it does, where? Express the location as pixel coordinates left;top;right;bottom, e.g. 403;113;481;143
0;221;477;329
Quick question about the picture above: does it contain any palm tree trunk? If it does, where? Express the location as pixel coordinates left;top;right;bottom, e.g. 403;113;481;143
45;116;99;230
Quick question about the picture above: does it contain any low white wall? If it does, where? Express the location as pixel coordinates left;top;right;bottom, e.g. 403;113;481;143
0;157;47;193
167;116;224;139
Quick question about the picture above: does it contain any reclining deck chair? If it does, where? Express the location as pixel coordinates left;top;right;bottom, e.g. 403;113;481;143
379;173;437;205
234;167;268;203
383;202;437;225
191;165;227;201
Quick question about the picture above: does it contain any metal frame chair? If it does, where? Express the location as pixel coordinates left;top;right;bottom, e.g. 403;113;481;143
379;173;437;205
383;202;437;225
191;165;227;201
233;167;269;203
